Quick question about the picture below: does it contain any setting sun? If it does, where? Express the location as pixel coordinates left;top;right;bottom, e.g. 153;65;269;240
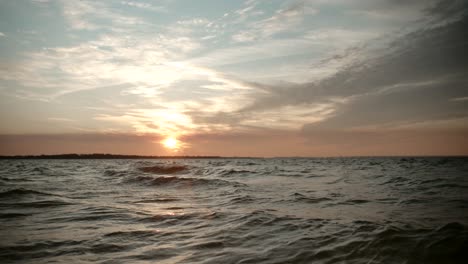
162;137;179;150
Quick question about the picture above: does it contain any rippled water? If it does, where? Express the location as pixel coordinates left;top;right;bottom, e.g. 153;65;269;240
1;157;467;263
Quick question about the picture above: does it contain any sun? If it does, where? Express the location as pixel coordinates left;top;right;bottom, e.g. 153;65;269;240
162;137;179;150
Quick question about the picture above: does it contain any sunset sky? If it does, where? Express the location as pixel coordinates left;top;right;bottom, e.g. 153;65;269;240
0;0;467;156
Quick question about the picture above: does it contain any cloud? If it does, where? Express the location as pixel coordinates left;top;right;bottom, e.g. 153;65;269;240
61;0;101;30
188;100;339;131
231;1;316;43
94;107;199;136
231;31;256;43
0;2;263;138
451;97;468;102
120;1;167;12
0;32;5;37
189;38;322;67
345;1;429;22
304;29;376;45
61;0;146;30
94;77;258;136
47;117;75;122
2;0;467;156
0;32;203;99
229;0;264;24
177;18;210;26
311;76;468;130
423;0;468;21
237;5;468;131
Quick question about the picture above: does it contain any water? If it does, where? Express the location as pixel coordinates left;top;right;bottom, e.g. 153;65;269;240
0;157;467;263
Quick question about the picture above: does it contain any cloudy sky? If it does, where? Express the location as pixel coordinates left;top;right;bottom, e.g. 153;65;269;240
0;0;467;156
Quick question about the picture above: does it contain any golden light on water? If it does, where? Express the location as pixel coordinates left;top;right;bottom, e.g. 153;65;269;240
162;137;179;150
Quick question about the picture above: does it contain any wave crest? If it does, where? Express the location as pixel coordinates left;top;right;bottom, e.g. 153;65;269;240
138;165;188;174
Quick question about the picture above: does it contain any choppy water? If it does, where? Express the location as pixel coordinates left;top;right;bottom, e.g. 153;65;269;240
1;157;467;263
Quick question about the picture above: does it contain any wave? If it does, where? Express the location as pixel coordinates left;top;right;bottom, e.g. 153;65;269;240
0;176;33;182
3;200;73;208
133;197;180;203
0;188;58;199
203;216;468;264
220;169;254;176
31;166;51;175
48;212;135;223
104;230;166;240
1;158;467;263
138;165;188;174
139;212;198;223
0;240;82;253
0;212;34;219
332;222;468;264
103;170;128;177
127;175;246;188
292;192;332;204
137;211;220;225
227;195;256;205
290;193;371;206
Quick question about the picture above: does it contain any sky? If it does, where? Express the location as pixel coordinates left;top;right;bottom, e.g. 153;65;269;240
0;0;467;156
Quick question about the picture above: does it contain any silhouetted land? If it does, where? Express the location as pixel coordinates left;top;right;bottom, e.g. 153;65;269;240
0;154;465;159
0;154;225;159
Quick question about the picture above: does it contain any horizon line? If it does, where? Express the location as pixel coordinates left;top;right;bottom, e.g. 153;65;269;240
0;153;467;159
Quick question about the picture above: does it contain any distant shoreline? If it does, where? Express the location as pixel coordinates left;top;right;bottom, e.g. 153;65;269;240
0;154;466;159
0;154;225;159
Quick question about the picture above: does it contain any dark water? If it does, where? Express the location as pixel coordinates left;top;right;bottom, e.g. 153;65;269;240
1;158;467;263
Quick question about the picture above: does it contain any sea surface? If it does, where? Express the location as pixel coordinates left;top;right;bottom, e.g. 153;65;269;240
0;157;467;263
